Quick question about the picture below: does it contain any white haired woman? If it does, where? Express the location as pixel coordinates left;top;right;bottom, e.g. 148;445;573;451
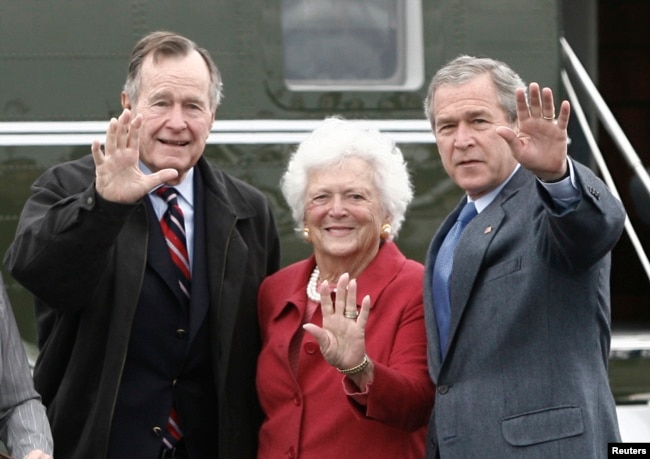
256;116;434;458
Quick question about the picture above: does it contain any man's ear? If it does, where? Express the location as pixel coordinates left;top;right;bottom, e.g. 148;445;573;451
121;92;131;109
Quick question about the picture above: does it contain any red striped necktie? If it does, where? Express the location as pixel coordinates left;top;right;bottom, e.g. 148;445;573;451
156;186;191;303
155;186;190;449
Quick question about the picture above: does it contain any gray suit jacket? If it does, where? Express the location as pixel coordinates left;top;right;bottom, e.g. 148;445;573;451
0;273;53;458
424;161;625;458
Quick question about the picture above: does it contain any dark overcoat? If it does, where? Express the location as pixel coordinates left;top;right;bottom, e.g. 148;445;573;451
4;154;280;458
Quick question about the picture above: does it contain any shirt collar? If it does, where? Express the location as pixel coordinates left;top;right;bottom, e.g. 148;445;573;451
139;161;195;208
471;163;520;213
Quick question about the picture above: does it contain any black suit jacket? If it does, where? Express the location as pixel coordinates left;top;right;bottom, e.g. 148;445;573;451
108;175;217;458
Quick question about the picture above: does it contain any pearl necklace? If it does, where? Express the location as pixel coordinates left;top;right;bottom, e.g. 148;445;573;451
306;266;321;302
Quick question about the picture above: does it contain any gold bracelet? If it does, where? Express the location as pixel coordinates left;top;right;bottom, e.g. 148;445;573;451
337;354;370;375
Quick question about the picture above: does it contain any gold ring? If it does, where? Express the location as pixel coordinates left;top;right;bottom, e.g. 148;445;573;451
543;114;555;120
344;311;358;319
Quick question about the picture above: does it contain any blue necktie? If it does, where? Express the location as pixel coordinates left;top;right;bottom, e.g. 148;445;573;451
432;201;477;357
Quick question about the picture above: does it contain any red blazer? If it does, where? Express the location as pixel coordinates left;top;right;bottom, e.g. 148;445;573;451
257;242;434;459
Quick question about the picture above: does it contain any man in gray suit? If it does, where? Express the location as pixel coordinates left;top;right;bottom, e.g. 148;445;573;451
422;55;625;458
0;273;53;459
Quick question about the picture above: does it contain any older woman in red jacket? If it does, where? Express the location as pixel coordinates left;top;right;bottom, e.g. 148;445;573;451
256;116;435;458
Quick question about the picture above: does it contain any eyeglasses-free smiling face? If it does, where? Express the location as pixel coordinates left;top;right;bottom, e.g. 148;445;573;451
304;157;389;271
122;50;215;185
431;72;518;200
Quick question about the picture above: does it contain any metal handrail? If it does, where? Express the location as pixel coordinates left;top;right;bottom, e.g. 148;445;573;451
0;119;435;146
560;37;650;284
560;37;650;197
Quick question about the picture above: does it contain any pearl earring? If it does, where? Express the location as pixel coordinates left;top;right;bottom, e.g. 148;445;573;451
302;227;311;242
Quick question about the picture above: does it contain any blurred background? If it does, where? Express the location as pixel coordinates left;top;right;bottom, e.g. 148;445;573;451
0;0;648;441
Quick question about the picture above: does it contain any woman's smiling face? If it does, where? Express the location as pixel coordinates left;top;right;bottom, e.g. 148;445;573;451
304;157;388;268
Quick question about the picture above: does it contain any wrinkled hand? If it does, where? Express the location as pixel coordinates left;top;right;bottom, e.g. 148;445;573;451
303;273;371;370
23;449;53;459
91;109;178;203
496;83;571;181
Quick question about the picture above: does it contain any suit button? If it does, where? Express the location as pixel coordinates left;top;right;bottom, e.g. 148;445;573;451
293;393;301;406
287;446;296;458
172;378;178;387
152;426;163;437
438;385;449;394
304;342;318;354
176;329;186;339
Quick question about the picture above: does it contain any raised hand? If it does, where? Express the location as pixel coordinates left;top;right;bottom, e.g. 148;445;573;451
91;109;178;203
496;83;571;182
303;273;371;371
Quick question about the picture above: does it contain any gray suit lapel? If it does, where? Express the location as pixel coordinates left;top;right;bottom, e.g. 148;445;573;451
446;205;504;347
444;168;530;362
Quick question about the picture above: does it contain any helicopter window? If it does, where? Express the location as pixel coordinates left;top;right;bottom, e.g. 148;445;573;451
281;0;423;91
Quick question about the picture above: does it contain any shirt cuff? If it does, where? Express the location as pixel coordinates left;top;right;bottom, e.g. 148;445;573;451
538;158;580;210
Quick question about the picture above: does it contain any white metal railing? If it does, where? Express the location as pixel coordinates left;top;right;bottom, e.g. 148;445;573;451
560;37;650;285
0;119;435;146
